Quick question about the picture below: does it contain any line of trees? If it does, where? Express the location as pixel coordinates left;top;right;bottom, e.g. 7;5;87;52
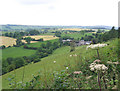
2;41;60;75
81;26;119;44
3;30;40;38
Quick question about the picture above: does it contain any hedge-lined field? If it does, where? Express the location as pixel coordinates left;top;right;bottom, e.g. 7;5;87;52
2;47;36;59
2;38;119;89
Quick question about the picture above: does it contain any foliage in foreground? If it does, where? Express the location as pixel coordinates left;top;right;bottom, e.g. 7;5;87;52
7;38;120;89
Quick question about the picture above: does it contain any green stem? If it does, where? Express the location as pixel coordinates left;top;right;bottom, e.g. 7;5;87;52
98;72;101;90
97;49;100;59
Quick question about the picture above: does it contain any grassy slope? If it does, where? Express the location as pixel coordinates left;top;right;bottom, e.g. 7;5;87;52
2;47;36;59
2;39;58;59
2;38;118;89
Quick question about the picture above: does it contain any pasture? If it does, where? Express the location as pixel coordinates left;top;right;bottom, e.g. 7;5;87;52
27;39;58;47
61;32;93;39
2;47;36;59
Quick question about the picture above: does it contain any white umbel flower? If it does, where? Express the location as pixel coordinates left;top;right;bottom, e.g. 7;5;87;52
70;55;72;57
53;61;56;63
86;43;107;50
89;62;108;73
66;67;68;70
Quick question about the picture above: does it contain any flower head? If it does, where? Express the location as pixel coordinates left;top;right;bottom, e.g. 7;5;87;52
89;62;108;73
70;55;72;57
66;67;68;70
86;43;107;50
53;61;56;63
94;59;101;63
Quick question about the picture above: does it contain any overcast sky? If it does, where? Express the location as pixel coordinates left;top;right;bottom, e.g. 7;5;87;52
0;0;119;26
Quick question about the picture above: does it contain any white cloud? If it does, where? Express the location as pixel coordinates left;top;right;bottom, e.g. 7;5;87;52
0;0;119;26
16;0;56;5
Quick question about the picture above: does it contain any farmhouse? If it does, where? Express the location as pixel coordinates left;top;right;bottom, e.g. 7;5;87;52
62;39;72;43
62;39;92;46
75;40;92;46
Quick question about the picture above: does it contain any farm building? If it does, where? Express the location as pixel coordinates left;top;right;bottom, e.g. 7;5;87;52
62;39;92;46
75;40;92;46
62;39;72;43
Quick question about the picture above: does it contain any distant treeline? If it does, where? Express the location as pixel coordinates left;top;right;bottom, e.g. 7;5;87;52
81;26;119;44
3;30;40;38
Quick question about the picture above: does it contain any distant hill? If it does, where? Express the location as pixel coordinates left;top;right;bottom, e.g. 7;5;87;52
0;24;113;32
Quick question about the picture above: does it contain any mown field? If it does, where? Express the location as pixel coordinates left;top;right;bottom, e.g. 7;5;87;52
24;35;58;41
2;38;118;89
0;35;58;47
0;36;16;47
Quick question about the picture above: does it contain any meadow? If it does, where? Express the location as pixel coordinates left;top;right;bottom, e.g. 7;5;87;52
26;39;58;47
2;38;119;89
61;32;93;39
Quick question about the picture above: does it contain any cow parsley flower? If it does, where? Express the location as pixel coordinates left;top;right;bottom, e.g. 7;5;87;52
53;61;56;63
66;67;68;70
86;43;107;50
89;61;108;73
70;55;72;57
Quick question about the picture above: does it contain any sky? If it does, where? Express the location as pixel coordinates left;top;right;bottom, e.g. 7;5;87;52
0;0;119;26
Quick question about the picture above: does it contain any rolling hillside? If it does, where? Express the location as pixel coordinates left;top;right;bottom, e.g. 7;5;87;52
2;38;119;89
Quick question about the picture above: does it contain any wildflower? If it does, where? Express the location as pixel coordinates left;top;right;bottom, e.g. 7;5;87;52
74;54;77;57
107;61;120;65
53;61;56;63
89;63;108;73
94;59;101;63
86;76;92;80
86;43;107;50
73;71;82;74
70;55;72;57
66;67;68;70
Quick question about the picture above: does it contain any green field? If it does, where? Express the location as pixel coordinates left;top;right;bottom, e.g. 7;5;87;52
2;47;36;59
2;38;118;89
61;32;93;39
27;39;58;47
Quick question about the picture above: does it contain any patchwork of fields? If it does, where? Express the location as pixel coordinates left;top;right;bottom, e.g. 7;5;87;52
24;35;58;41
2;39;118;89
0;35;58;47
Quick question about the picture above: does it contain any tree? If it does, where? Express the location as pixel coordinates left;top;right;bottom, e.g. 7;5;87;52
0;45;6;49
25;37;32;44
70;40;75;52
29;30;40;35
14;57;25;68
55;31;61;37
16;38;23;46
